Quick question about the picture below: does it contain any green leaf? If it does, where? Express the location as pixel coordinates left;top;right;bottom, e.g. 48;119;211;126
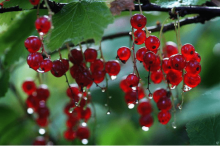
46;1;114;51
151;0;206;7
186;114;220;145
4;0;33;9
0;70;10;97
0;12;20;26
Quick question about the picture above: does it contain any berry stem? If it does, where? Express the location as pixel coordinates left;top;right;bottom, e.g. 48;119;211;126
105;75;111;113
41;38;50;59
177;12;182;51
137;0;143;15
146;67;152;95
37;73;43;84
44;0;53;26
159;17;169;59
91;102;97;144
99;42;106;63
180;70;185;110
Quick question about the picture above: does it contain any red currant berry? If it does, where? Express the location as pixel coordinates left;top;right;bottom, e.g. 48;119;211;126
37;102;50;118
22;79;36;95
51;59;68;77
124;90;138;104
184;73;201;88
66;115;79;128
153;88;167;103
75;69;92;88
33;136;46;145
36;84;50;101
130;14;147;29
27;52;43;70
119;76;132;93
61;59;69;72
90;59;104;72
40;58;52;72
143;51;157;69
64;103;80;117
170;54;186;70
191;52;201;63
181;44;195;61
69;49;83;65
76;126;90;140
35;15;51;34
84;48;97;62
126;73;139;87
158;111;171;125
105;60;120;76
166;69;182;86
92;70;106;84
70;64;83;79
26;94;39;110
117;46;131;63
137;100;152;115
162;58;172;74
145;36;160;51
136;47;148;62
80;107;91;122
185;60;201;75
163;41;178;57
29;0;40;5
157;97;172;111
143;56;161;72
139;114;153;128
151;70;163;84
138;87;145;99
24;36;42;53
133;30;146;45
36;117;48;127
64;129;76;140
66;84;81;99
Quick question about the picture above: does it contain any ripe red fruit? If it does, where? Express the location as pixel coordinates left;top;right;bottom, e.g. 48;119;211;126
66;115;79;128
124;90;138;104
184;73;201;88
163;41;178;57
92;70;106;84
76;126;90;140
151;70;163;84
26;94;39;110
29;0;40;5
117;46;131;63
133;30;146;45
126;73;139;87
35;15;51;34
143;51;157;68
181;44;195;61
130;14;147;29
75;69;93;88
36;117;48;127
90;59;104;72
84;48;97;62
69;49;83;65
24;36;42;53
119;76;132;93
143;56;161;72
64;102;80;116
50;59;68;77
61;59;69;72
37;102;50;118
145;36;160;51
64;129;76;140
137;100;152;115
105;60;120;76
138;87;145;99
80;107;92;122
158;111;171;125
139;114;153;128
191;52;201;63
185;60;201;75
27;52;43;70
33;136;46;145
170;54;186;70
136;47;148;62
40;58;52;72
157;97;172;111
166;69;182;86
70;64;83;79
153;88;167;103
36;84;50;101
162;58;172;74
22;79;36;95
66;84;81;99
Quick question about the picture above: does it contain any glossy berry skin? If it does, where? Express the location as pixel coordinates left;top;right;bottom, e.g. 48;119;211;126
137;101;152;115
36;117;48;127
166;69;182;86
76;126;90;140
138;87;145;99
36;84;50;101
105;60;120;76
153;88;167;103
64;129;76;140
80;107;92;122
163;41;178;57
66;115;79;128
181;44;195;61
26;94;39;110
75;69;93;88
139;114;153;128
143;51;157;68
69;49;83;64
33;136;46;145
92;70;106;84
136;47;148;62
40;58;52;72
143;56;161;72
124;91;138;104
70;64;83;79
126;73;139;87
184;73;201;88
133;30;146;45
84;48;97;62
24;36;42;53
158;111;171;125
185;60;201;75
90;59;104;72
191;52;201;63
162;58;172;74
64;103;80;116
66;84;81;99
170;54;186;70
50;59;68;77
119;76;132;93
130;14;147;29
157;97;172;111
145;36;160;51
151;70;163;84
117;46;131;63
22;79;36;95
29;0;40;5
35;16;51;34
27;52;43;70
37;105;50;118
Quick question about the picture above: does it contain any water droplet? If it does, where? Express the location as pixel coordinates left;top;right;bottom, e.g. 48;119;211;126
172;122;177;129
81;139;88;145
178;105;182;110
107;110;111;115
110;75;117;80
183;85;192;92
69;107;75;113
84;97;87;100
171;85;176;90
142;126;149;131
148;93;153;99
109;96;112;99
132;86;137;90
82;122;87;127
216;141;219;145
27;108;34;114
104;104;108;106
135;100;139;104
78;93;83;97
128;104;135;109
83;87;86;92
39;128;46;135
102;88;106;92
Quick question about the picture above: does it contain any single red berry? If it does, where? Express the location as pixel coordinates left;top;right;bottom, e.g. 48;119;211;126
158;111;171;125
70;64;83;79
185;60;201;75
75;69;92;88
117;46;131;63
153;88;167;103
29;0;40;5
157;97;172;111
76;126;90;140
36;117;48;127
35;15;51;34
184;73;201;88
22;79;36;95
84;48;97;62
151;70;163;84
40;58;52;72
124;90;138;104
27;52;43;70
126;73;139;87
69;49;83;65
37;102;50;118
79;97;91;108
143;56;161;72
137;100;152;115
166;69;182;86
130;14;147;29
162;58;172;74
133;30;146;45
80;107;92;122
143;51;157;68
105;60;120;76
181;44;195;61
136;47;148;62
119;76;132;93
138;87;145;99
139;114;153;128
66;84;81;99
92;70;106;84
26;94;39;110
90;59;104;72
61;59;69;72
24;36;42;53
66;115;79;128
64;129;76;140
170;54;186;70
64;102;80;117
145;36;160;51
36;84;50;101
191;52;201;63
50;59;68;77
33;136;46;145
163;41;178;57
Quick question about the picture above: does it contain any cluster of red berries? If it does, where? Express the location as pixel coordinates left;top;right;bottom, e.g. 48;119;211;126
29;0;40;5
63;84;91;142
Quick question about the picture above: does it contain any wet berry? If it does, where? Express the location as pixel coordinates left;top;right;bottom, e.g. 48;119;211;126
90;59;104;72
35;15;51;34
92;70;106;84
37;102;50;118
130;14;147;29
36;84;50;101
162;58;172;74
136;47;148;62
64;129;76;140
27;52;43;70
50;59;69;77
133;30;146;45
76;126;90;140
137;100;152;115
22;79;36;95
158;111;171;125
126;73;139;87
33;136;46;145
66;115;79;128
24;36;42;53
163;41;178;57
36;117;48;127
143;51;157;68
151;70;163;84
124;90;138;104
84;48;97;62
170;54;186;70
117;46;131;63
80;107;92;122
143;56;161;72
166;69;182;86
153;88;167;103
105;60;120;76
40;58;52;72
145;36;160;51
185;60;201;75
157;97;172;111
69;49;83;65
66;84;81;99
184;73;201;88
119;76;132;93
139;114;153;128
181;44;195;61
191;52;201;63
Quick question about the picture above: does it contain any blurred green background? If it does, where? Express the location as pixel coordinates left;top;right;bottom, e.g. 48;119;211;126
1;0;220;145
